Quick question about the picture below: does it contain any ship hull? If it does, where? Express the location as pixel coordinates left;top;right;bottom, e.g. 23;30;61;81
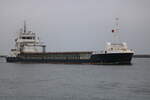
6;52;133;64
91;53;133;64
6;58;90;64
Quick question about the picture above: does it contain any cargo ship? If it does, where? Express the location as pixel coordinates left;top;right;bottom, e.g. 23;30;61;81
6;20;134;64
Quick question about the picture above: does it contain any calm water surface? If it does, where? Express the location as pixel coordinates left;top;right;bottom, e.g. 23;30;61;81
0;58;150;100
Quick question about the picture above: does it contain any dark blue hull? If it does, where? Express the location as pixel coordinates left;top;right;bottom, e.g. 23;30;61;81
6;53;133;65
91;53;133;64
6;58;90;64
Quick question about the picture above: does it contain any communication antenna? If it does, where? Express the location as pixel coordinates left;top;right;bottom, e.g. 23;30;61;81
111;17;121;43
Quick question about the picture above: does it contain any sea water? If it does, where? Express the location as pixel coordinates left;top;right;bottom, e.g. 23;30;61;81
0;58;150;100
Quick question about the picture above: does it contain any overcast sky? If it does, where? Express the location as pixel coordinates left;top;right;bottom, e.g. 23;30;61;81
0;0;150;54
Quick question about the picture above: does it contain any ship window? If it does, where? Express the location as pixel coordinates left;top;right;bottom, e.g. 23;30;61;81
22;37;26;39
22;37;33;39
27;37;32;39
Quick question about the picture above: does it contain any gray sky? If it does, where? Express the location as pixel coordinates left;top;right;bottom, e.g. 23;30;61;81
0;0;150;54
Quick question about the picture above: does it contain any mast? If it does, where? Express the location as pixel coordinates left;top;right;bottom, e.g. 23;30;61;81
112;18;120;43
24;20;26;33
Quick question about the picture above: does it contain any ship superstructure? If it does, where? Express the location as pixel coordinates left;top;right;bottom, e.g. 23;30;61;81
10;21;46;57
105;42;133;53
90;18;134;64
